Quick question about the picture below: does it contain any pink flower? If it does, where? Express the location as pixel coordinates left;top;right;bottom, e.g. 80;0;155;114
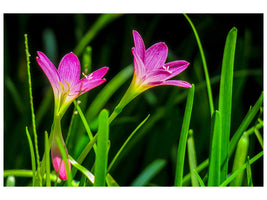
131;30;191;92
36;51;108;117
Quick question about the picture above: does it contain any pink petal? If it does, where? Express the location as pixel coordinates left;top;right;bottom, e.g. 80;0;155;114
133;30;146;61
145;42;168;70
70;79;106;97
57;52;81;88
157;80;192;88
86;66;109;80
36;51;60;96
145;69;173;83
132;47;146;79
163;60;190;79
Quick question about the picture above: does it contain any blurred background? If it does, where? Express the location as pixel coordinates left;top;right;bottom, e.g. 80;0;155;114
4;14;263;186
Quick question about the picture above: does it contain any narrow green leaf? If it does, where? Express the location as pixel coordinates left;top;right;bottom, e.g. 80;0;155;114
254;128;263;149
77;134;97;164
208;110;222;186
106;173;119;187
44;131;51;186
108;114;150;172
25;126;37;186
220;151;263;186
174;84;195;186
193;169;205;187
229;92;263;157
230;132;249;186
187;129;199;186
218;27;238;182
94;109;109;186
246;156;253;186
86;65;133;123
25;34;41;185
74;14;122;56
184;14;214;116
131;159;166;186
69;155;95;184
5;176;16;186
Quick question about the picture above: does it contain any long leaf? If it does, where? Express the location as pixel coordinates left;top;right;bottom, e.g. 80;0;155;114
94;109;109;186
131;159;166;186
44;131;51;186
174;84;195;186
218;27;238;182
207;110;221;186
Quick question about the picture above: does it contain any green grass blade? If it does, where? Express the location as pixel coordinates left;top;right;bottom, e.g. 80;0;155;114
94;109;109;186
220;151;263;186
5;176;16;186
218;27;238;182
184;14;214;116
131;159;167;186
174;84;195;186
25;126;37;186
69;155;95;184
230;132;249;186
77;135;97;164
208;110;222;186
193;169;205;187
107;114;150;172
254;128;263;149
74;14;122;56
229;92;263;157
187;129;199;186
44;131;51;186
86;65;133;123
25;34;41;185
106;173;120;187
246;156;253;186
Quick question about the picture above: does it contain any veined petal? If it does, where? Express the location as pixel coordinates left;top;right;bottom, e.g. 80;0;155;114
132;47;146;80
145;42;168;70
133;30;146;61
58;52;81;88
145;69;173;83
157;80;192;88
162;60;190;79
36;51;60;96
85;66;109;81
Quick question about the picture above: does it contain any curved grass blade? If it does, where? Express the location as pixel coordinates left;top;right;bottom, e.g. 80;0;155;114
25;126;37;186
218;27;238;182
94;109;109;186
69;155;95;184
25;34;41;185
106;173;119;187
107;114;150;172
174;84;195;186
86;65;133;123
131;159;166;186
254;128;263;149
193;169;205;187
246;156;253;186
220;151;263;186
44;131;51;186
230;132;249;186
74;14;122;56
207;110;221;186
187;129;199;186
184;14;214;116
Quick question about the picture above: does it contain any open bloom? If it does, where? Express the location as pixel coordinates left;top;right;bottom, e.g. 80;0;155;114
36;51;108;117
131;30;191;92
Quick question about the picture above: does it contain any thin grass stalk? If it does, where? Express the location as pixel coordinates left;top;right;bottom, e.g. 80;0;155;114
44;131;51;186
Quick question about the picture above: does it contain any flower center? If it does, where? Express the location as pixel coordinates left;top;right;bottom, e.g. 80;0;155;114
162;66;172;74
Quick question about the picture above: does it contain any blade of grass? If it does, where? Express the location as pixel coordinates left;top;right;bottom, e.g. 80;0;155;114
94;109;109;186
207;110;222;186
25;126;37;186
187;129;199;186
246;156;253;186
131;159;166;186
193;169;205;187
5;176;16;186
25;34;41;185
44;131;51;186
220;151;263;186
218;27;238;182
254;128;263;149
174;84;195;186
69;155;95;184
184;14;214;116
107;114;150;172
106;173;119;187
230;132;249;186
86;65;133;123
229;92;263;157
74;14;122;56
